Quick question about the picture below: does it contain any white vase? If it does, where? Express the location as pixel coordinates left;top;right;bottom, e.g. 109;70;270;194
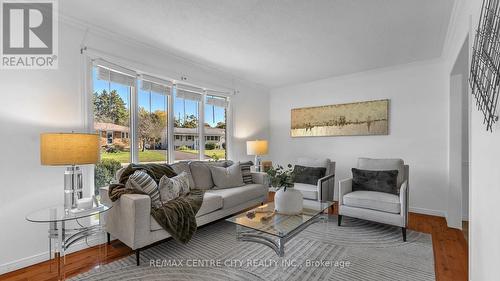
274;187;303;215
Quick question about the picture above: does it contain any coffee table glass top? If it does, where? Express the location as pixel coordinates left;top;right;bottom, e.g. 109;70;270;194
226;200;333;238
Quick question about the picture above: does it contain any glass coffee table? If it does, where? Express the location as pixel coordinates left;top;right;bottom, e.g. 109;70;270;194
226;200;333;257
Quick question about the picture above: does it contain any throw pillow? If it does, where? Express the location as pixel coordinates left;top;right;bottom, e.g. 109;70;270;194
126;170;162;207
351;168;399;195
209;164;245;189
158;172;191;203
293;165;326;185
239;161;253;184
189;161;232;189
171;161;196;188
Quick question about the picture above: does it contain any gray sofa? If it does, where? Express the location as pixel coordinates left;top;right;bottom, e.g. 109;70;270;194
100;161;268;265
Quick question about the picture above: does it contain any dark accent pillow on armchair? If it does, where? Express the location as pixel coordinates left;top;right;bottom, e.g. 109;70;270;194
352;168;399;195
293;165;326;185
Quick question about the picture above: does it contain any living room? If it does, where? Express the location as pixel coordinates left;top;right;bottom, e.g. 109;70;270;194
0;0;497;280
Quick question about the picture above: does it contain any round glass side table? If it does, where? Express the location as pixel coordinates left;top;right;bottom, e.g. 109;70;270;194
26;204;111;280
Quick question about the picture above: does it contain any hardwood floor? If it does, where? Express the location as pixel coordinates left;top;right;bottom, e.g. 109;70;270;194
0;202;468;281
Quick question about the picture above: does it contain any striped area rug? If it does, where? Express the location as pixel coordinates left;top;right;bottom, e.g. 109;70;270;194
72;217;435;281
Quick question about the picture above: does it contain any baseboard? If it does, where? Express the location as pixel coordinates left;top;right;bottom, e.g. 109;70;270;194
409;207;446;217
0;236;106;275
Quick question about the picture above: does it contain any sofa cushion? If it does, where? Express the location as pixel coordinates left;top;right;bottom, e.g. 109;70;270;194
352;168;399;195
210;164;245;189
151;192;223;231
206;184;267;208
297;157;332;175
170;162;195;188
343;190;400;214
189;161;233;189
293;183;318;200
358;158;405;187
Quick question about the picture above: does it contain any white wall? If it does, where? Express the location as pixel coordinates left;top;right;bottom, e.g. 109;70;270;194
442;0;500;279
0;21;269;273
269;60;448;216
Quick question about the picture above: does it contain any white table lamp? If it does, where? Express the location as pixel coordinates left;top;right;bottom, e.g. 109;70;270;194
246;140;268;172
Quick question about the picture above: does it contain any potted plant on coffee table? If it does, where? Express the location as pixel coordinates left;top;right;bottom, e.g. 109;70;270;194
267;164;303;215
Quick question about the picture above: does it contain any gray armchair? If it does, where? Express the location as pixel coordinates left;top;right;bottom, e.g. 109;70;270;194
293;157;336;202
338;158;409;241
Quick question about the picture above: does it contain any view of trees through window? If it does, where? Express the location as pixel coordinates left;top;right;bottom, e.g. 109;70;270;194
92;67;131;194
91;65;230;194
204;95;227;160
173;95;200;161
138;85;168;163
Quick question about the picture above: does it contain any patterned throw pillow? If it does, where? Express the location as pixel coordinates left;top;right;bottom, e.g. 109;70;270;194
158;172;191;203
126;170;161;208
239;161;253;184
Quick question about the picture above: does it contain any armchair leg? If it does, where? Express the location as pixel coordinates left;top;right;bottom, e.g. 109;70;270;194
402;227;407;242
107;232;110;245
337;215;342;226
136;250;140;266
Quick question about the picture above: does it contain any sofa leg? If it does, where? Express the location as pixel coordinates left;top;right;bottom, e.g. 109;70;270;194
136;250;140;266
107;233;111;245
337;215;342;226
402;227;407;242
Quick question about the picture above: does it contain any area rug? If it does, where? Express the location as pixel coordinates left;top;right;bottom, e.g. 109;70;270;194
71;217;435;281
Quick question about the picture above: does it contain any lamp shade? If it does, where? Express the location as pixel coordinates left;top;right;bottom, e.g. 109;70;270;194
246;140;268;156
40;133;100;166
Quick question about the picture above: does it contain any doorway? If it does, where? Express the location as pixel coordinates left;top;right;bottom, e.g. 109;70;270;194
448;36;470;238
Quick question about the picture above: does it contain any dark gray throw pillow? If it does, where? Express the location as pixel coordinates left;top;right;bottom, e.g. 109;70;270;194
351;168;399;195
293;165;326;185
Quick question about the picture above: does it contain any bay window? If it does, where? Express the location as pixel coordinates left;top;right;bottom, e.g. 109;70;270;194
89;58;231;194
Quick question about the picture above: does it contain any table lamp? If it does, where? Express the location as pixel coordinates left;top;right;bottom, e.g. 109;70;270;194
246;140;268;172
40;133;100;211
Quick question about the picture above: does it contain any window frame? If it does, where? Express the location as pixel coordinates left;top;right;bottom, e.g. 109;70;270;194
86;58;232;168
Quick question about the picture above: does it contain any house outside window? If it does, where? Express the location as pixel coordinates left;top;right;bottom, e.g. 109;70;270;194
90;59;231;195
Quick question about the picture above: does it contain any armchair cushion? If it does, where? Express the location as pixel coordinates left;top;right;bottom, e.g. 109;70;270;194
293;183;318;200
352;168;399;195
343;191;401;214
293;165;326;185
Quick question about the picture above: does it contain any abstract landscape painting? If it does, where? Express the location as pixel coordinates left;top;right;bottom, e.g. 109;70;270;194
291;99;389;137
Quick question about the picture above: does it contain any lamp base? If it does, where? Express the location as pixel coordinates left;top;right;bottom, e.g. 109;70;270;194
64;166;83;211
254;155;261;172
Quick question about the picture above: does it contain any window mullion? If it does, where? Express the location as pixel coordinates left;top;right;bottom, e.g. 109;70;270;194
168;86;175;163
199;91;206;160
130;78;139;164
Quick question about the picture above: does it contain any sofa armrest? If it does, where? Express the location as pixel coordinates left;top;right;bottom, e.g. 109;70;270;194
251;172;268;185
338;178;353;206
399;180;408;226
317;173;335;201
106;193;151;249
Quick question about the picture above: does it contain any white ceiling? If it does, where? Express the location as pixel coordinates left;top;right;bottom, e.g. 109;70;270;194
62;0;455;88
